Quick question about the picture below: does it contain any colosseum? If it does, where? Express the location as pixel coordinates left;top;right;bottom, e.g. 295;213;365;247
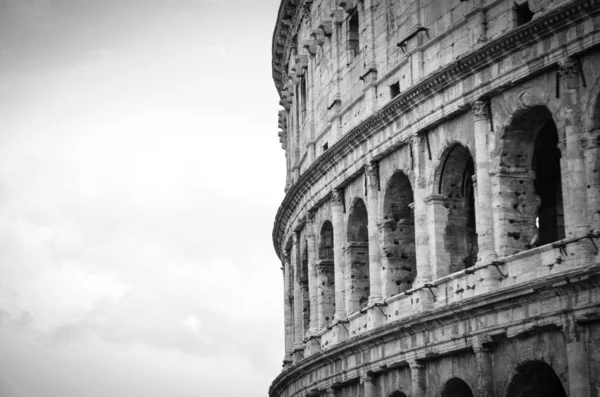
270;1;600;397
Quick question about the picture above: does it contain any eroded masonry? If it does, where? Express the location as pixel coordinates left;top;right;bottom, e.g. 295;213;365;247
270;1;600;397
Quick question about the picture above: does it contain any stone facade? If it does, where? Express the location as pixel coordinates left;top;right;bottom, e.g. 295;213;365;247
271;1;600;397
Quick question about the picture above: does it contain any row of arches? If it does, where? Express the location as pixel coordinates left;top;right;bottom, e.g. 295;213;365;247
290;105;567;333
386;361;565;397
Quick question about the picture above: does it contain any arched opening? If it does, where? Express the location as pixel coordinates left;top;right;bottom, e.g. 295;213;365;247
382;171;416;297
441;378;474;397
497;106;564;255
317;221;335;328
390;391;408;397
506;360;566;397
300;241;310;336
438;144;478;274
347;198;369;313
533;117;564;245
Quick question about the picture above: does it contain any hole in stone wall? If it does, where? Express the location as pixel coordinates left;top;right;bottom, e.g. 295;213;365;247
390;81;400;99
347;198;369;312
301;242;310;335
514;1;534;26
533;117;564;245
383;171;416;295
347;9;360;57
438;144;478;273
442;378;474;397
318;220;335;328
506;361;566;397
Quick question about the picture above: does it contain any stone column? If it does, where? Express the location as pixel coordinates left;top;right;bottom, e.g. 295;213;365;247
292;231;304;363
305;211;320;356
473;338;494;397
558;58;589;240
306;211;319;334
413;137;432;286
582;128;600;232
565;320;591;397
363;0;378;114
472;99;496;262
362;374;376;397
409;360;426;397
425;194;450;279
366;163;382;305
282;253;294;368
472;99;499;290
330;8;343;140
332;189;347;321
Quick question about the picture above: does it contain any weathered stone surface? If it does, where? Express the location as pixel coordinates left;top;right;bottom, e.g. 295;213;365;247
271;1;600;397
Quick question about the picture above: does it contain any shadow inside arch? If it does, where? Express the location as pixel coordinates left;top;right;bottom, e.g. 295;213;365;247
507;360;566;397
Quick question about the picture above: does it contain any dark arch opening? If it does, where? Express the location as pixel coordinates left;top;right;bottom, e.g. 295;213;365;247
318;221;335;328
347;198;369;313
438;144;478;273
507;360;566;397
382;171;416;296
442;378;474;397
501;106;564;252
390;392;408;397
300;241;310;336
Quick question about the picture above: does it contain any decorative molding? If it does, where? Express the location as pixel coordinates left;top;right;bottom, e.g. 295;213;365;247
272;0;600;260
471;98;490;121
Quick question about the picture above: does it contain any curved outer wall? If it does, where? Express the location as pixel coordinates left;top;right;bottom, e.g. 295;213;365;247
271;1;600;397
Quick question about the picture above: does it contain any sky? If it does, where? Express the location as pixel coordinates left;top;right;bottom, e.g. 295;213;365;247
0;1;286;396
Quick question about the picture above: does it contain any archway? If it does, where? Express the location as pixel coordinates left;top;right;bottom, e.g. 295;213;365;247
390;391;408;397
506;361;566;397
441;378;474;397
495;106;564;255
317;221;335;328
347;198;369;313
300;241;310;336
437;144;478;275
382;171;416;297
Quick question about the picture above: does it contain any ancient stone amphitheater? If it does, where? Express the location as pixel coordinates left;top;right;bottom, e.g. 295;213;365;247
270;1;600;397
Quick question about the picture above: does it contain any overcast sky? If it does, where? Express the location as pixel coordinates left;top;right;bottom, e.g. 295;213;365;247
0;1;286;396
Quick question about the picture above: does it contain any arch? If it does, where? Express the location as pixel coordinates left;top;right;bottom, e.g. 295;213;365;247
506;360;566;397
300;240;310;336
441;378;474;397
434;143;478;275
317;221;335;328
347;198;370;313
382;171;416;297
496;106;564;255
390;391;408;397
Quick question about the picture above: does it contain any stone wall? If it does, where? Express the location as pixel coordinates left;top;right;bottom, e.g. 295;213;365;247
272;0;600;397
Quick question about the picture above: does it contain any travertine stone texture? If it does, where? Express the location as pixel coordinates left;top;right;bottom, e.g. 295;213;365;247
272;0;600;395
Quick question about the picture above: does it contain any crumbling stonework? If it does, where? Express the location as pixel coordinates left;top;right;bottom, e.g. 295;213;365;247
272;1;600;397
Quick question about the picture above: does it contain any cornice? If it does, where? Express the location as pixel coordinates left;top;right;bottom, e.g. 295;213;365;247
272;0;600;259
272;0;308;95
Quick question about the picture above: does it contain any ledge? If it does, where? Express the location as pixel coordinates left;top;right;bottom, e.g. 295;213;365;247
272;0;600;259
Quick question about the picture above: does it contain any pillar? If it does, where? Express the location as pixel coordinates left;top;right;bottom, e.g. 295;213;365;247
472;99;499;290
409;360;426;397
558;58;589;239
425;194;450;279
413;137;432;286
565;320;591;397
366;162;382;305
362;374;376;397
363;0;378;114
582;128;600;232
282;252;294;368
305;211;320;356
306;211;319;334
332;189;347;321
292;231;304;363
473;337;494;397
